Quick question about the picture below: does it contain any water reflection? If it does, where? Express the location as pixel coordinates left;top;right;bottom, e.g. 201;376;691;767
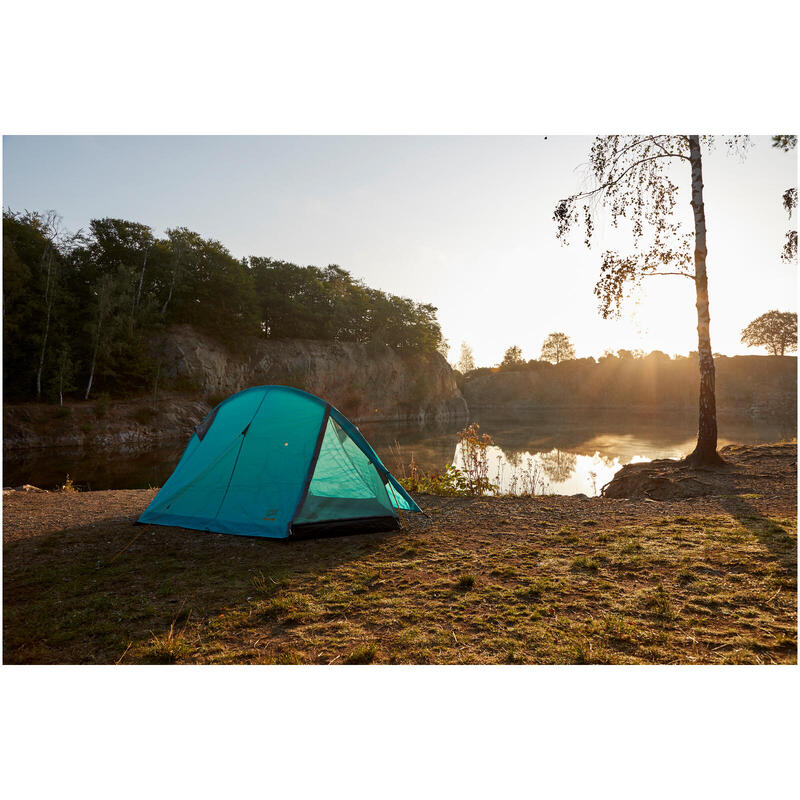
3;408;795;495
455;445;650;497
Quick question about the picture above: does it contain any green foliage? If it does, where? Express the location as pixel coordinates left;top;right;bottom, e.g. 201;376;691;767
399;463;473;496
3;210;447;402
93;393;111;418
250;257;444;352
399;423;498;497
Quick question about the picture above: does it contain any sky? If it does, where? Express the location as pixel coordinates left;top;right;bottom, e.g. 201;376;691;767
3;135;796;365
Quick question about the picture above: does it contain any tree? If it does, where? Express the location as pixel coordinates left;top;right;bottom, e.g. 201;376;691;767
741;310;797;356
772;136;797;263
501;344;524;367
456;341;475;373
50;344;77;406
540;332;575;364
84;271;117;399
553;135;750;465
160;229;185;317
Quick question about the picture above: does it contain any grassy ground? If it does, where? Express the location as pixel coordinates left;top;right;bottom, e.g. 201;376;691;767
4;486;796;665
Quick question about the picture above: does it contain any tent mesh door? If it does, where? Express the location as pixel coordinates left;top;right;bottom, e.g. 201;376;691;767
293;417;396;524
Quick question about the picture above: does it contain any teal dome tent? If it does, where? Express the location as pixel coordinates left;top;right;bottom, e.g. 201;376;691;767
138;386;420;539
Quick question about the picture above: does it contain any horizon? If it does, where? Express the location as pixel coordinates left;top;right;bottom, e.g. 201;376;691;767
3;135;797;364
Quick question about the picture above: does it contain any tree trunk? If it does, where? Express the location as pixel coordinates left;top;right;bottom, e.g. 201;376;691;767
161;245;181;316
684;135;723;466
85;348;97;401
35;249;55;401
85;316;103;401
135;247;148;309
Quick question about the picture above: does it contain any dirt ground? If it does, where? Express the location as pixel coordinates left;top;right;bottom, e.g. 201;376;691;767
3;443;796;664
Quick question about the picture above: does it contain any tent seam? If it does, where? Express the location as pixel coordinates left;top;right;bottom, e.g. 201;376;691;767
213;387;272;520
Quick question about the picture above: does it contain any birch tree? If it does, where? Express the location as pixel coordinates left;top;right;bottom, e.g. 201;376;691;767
161;229;186;316
554;135;749;465
84;272;115;400
33;211;65;400
52;345;76;406
457;341;475;373
35;244;57;400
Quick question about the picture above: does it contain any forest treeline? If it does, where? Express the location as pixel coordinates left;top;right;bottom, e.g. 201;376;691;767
459;351;797;412
3;211;446;402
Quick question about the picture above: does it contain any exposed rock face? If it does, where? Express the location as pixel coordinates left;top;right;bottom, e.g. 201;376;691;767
3;326;468;451
461;355;797;417
3;397;211;451
157;325;468;424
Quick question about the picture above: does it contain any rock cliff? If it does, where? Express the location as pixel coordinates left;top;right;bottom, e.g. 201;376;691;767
3;325;468;451
157;325;468;424
461;355;797;418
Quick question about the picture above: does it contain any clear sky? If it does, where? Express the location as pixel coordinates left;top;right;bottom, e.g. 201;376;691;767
3;135;796;365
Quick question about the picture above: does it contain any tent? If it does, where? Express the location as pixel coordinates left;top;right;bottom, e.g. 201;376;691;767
138;385;420;539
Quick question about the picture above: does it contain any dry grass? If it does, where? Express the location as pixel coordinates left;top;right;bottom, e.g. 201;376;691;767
3;485;796;665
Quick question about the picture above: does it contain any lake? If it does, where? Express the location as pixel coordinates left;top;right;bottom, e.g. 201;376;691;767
3;409;795;496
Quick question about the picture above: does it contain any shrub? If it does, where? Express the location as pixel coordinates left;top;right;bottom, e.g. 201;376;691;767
455;574;476;591
457;423;495;496
61;474;79;493
397;424;498;497
93;392;111;419
400;462;471;496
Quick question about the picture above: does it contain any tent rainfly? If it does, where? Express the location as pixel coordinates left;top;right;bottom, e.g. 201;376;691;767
138;386;420;538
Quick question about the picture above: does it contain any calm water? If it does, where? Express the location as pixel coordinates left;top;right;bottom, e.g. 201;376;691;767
3;410;795;496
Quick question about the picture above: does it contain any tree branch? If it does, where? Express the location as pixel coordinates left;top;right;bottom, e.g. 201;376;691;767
649;136;690;160
642;271;696;279
562;154;687;204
